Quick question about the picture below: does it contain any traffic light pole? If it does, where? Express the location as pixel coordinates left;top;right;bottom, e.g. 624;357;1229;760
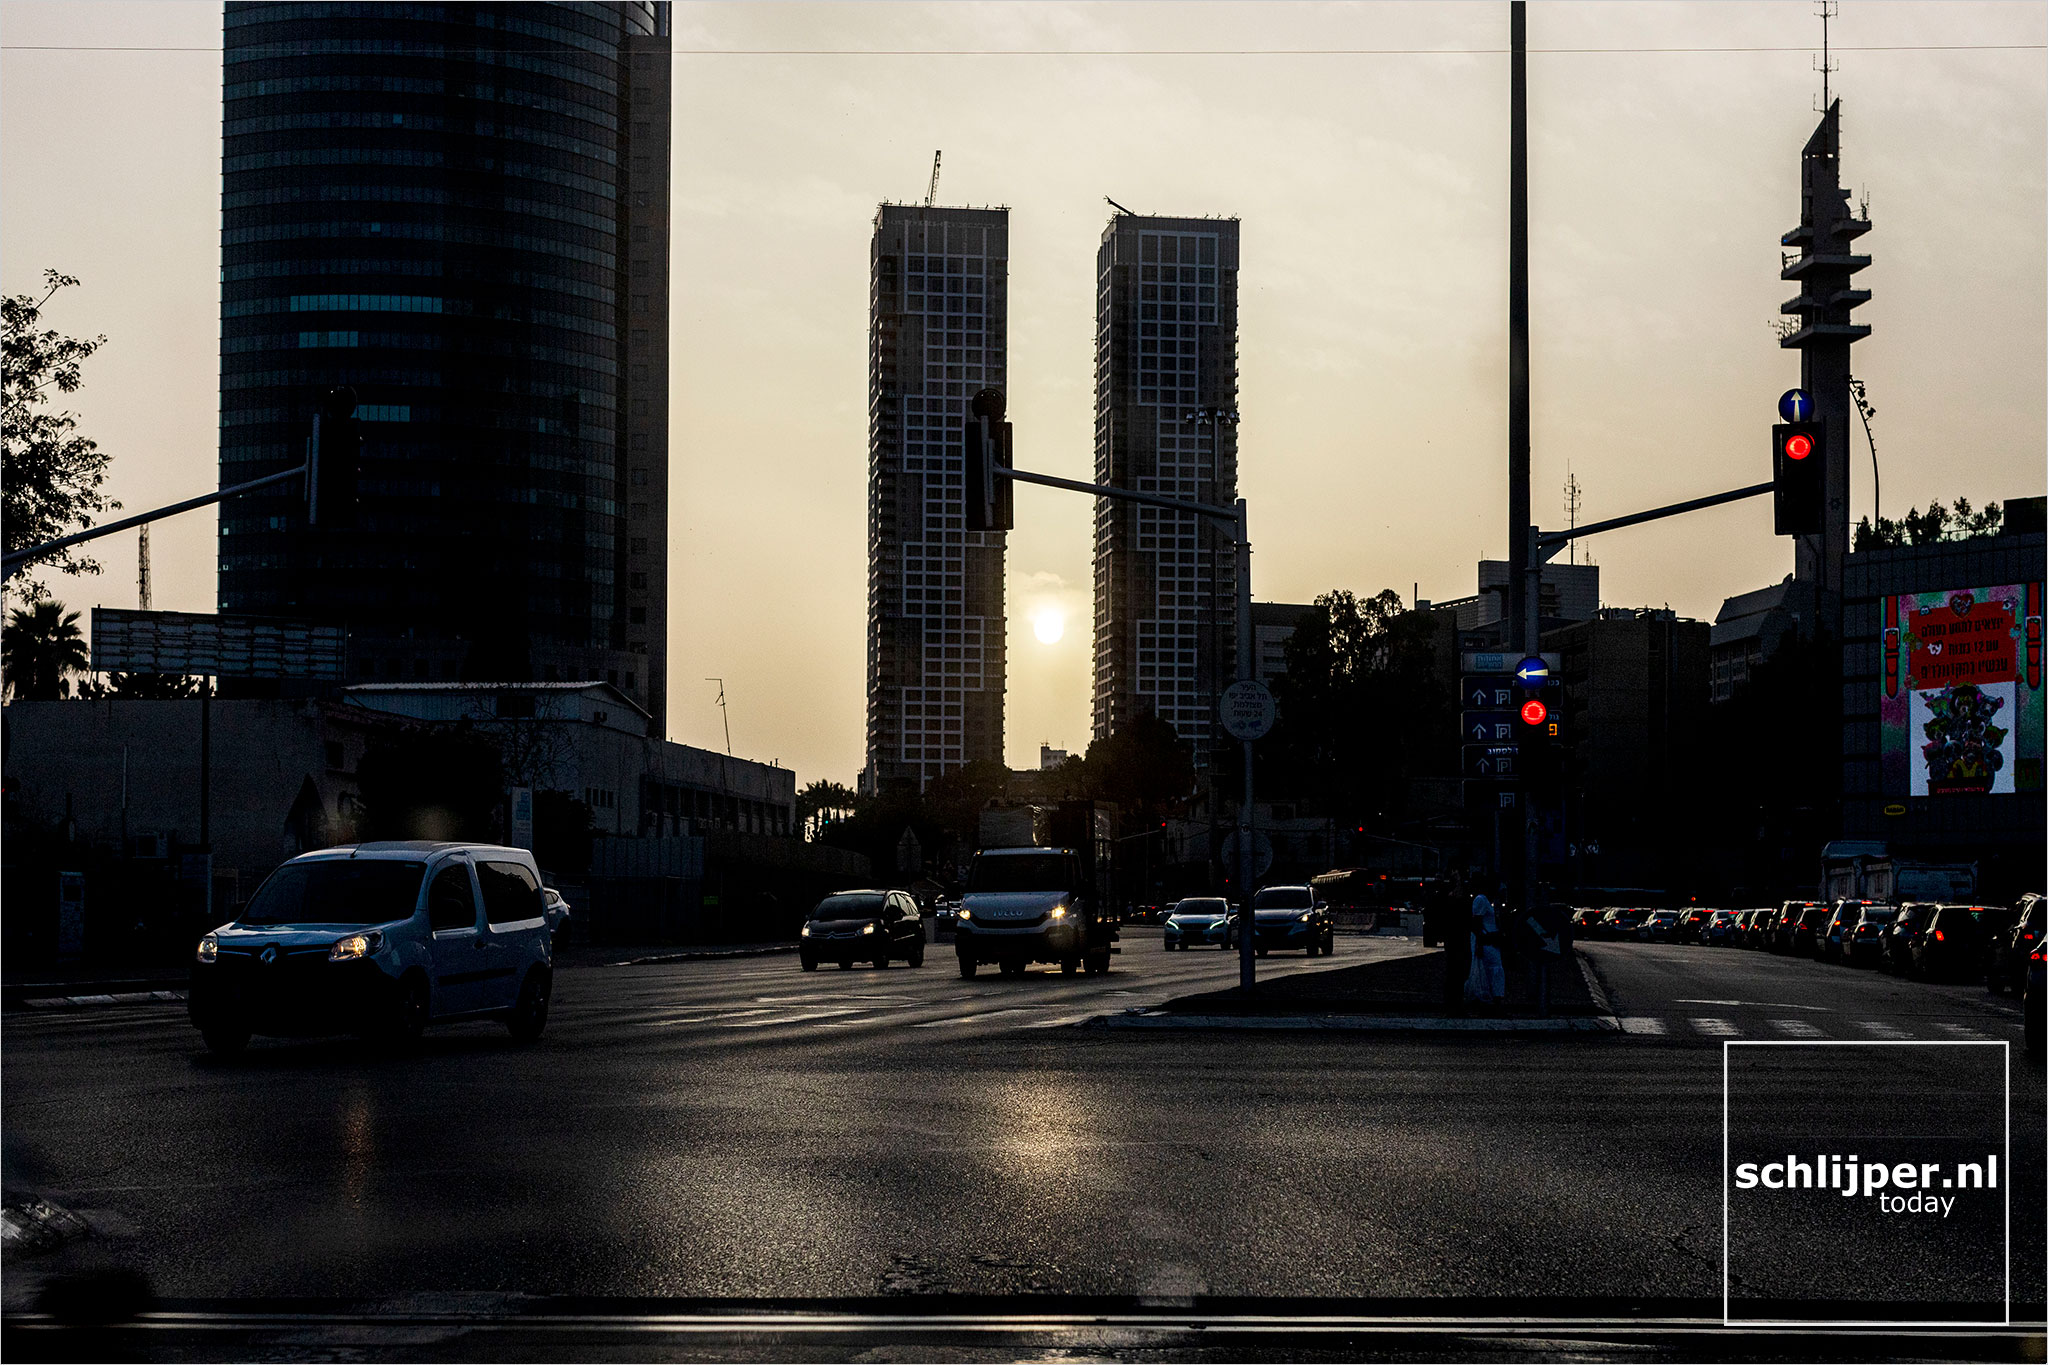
999;465;1264;992
1;463;308;580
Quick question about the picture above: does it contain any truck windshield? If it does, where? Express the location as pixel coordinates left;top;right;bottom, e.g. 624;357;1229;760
239;859;426;926
967;853;1076;894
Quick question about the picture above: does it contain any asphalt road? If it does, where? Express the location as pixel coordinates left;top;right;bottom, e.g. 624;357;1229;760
4;930;2040;1325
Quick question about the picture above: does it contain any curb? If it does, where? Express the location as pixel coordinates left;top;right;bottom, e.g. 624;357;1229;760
1097;1012;1623;1033
602;944;800;968
6;988;187;1013
1575;949;1618;1016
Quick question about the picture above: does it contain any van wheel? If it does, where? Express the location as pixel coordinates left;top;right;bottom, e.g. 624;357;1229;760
506;967;551;1043
384;974;430;1048
201;1024;250;1057
958;956;977;978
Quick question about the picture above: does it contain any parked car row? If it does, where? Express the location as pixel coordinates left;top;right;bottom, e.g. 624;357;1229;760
1579;893;2043;991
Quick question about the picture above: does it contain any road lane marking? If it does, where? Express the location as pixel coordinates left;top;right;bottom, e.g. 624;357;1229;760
1619;1017;1667;1035
1858;1020;1912;1039
1932;1022;1992;1039
645;1008;774;1028
1688;1018;1740;1036
1675;998;1831;1012
722;1008;866;1028
1768;1019;1824;1038
911;1007;1039;1029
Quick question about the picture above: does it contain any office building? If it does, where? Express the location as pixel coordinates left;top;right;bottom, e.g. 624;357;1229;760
1091;214;1241;765
862;204;1010;794
216;2;672;733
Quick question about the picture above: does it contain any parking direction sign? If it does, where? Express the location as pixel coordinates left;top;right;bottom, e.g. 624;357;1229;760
1463;744;1518;779
1461;711;1515;743
1460;676;1515;710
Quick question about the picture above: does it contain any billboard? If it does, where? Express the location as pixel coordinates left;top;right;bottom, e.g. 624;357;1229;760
1879;583;2044;796
92;609;346;681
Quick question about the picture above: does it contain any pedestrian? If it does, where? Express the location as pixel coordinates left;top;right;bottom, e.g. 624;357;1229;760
1439;871;1470;1013
1466;883;1508;1011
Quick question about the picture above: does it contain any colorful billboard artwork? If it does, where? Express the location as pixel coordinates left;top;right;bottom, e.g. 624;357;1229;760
1879;582;2045;797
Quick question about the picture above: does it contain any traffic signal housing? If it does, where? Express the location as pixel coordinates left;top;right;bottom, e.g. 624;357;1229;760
308;386;360;528
1771;419;1824;537
963;387;1014;533
1517;686;1565;791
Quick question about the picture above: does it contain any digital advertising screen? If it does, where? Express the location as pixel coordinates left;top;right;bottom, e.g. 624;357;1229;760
1880;582;2046;796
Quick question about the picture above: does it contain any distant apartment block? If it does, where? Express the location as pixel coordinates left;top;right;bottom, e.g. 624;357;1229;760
862;205;1009;794
1091;214;1241;766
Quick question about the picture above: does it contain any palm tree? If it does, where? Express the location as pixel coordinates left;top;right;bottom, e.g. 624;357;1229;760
2;599;90;700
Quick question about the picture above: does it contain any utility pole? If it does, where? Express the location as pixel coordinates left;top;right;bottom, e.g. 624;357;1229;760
137;523;151;610
1507;0;1538;920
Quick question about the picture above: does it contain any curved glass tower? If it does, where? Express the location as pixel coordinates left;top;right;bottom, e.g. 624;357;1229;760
218;1;671;732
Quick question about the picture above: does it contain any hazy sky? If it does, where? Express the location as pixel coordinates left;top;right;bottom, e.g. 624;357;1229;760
3;2;2042;786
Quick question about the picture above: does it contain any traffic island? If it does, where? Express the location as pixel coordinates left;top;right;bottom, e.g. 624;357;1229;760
1101;944;1618;1032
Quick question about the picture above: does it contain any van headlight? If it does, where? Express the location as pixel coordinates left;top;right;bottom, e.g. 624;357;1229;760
956;907;972;921
860;923;875;935
196;934;219;964
329;932;381;962
1049;906;1067;920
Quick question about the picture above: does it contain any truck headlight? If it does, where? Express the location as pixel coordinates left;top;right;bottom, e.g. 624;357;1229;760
329;932;380;962
196;934;219;964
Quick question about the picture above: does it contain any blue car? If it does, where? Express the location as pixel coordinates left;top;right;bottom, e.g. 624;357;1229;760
1163;897;1234;951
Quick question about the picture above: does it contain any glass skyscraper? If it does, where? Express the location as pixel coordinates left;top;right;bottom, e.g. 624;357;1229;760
1092;213;1241;764
217;1;672;733
863;204;1010;795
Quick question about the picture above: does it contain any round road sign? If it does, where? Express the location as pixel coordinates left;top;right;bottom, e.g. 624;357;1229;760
1513;656;1551;687
1778;388;1814;423
1219;679;1276;742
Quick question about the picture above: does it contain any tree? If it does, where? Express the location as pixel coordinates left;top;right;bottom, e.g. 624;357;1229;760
77;672;202;699
1265;588;1446;825
2;271;117;595
354;726;505;843
2;599;90;700
1080;714;1194;823
796;779;862;841
1854;498;2002;551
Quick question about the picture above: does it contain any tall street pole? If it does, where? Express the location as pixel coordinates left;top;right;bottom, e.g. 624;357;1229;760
1234;500;1257;993
1508;1;1536;920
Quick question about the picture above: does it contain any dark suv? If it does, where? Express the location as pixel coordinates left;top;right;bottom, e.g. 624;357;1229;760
801;890;926;971
1249;885;1335;957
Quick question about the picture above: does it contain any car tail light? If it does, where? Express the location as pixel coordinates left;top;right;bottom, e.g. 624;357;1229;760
1935;929;1945;942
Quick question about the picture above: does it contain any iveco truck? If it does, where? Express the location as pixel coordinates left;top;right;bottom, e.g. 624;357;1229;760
955;843;1118;977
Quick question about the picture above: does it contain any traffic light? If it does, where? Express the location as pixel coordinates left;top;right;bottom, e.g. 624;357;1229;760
307;386;360;528
1771;420;1824;537
963;387;1013;533
1517;687;1564;789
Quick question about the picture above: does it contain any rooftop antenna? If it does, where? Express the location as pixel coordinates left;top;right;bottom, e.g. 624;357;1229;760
1813;0;1838;111
1105;196;1135;217
705;677;732;755
137;522;151;610
1564;466;1582;567
924;149;942;208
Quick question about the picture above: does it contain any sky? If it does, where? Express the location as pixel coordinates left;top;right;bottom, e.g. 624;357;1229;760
2;1;2043;787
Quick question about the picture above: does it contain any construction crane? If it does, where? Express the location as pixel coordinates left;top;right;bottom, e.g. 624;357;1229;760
925;150;942;208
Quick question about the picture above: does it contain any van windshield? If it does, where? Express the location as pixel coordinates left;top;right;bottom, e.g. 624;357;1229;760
239;859;426;927
967;853;1077;894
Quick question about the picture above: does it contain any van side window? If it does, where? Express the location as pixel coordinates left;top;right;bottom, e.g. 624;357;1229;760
479;861;545;925
428;865;476;932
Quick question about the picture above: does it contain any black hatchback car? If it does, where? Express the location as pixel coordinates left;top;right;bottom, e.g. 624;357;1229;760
1910;905;2002;982
1988;893;2045;997
1841;905;1896;967
800;890;926;970
1882;903;1936;975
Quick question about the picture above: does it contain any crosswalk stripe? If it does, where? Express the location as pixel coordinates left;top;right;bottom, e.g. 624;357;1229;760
1688;1017;1740;1036
645;1008;773;1028
1933;1022;1991;1039
1769;1019;1824;1037
1619;1017;1667;1035
1858;1020;1912;1039
723;1008;865;1028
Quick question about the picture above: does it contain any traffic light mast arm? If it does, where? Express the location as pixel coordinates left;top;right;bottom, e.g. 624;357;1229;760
1533;480;1773;564
1;462;308;580
1000;464;1243;529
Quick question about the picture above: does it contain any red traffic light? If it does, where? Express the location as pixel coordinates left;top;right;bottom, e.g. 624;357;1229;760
1519;698;1548;726
1783;432;1813;461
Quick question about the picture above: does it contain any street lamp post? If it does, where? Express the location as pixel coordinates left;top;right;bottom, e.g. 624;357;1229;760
1185;404;1239;899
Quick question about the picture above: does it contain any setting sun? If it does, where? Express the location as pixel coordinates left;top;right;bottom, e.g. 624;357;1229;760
1031;607;1065;644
